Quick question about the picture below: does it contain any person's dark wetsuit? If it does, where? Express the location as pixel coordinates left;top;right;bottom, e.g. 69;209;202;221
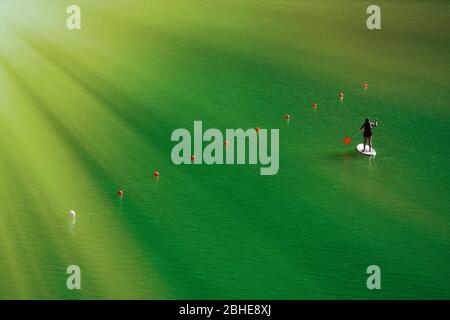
359;118;377;152
361;121;373;137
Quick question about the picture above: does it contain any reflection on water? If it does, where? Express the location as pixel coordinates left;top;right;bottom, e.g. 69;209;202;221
69;217;76;242
367;155;375;171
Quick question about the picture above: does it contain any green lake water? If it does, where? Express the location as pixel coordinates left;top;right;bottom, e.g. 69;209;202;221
0;0;449;299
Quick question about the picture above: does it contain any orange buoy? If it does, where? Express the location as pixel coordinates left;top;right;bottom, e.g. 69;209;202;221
362;83;368;89
255;127;260;133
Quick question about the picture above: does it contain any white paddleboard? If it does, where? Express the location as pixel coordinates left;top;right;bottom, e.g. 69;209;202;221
357;144;376;156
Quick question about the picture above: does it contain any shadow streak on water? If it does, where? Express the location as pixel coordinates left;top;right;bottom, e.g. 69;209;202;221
323;150;359;162
0;54;207;297
321;149;377;178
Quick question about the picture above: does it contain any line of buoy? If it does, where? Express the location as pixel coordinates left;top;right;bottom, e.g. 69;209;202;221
66;82;370;221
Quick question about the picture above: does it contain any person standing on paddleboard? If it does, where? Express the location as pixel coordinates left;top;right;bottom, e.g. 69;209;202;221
360;118;378;152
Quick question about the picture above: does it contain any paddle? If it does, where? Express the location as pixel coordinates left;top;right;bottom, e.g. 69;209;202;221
343;129;362;144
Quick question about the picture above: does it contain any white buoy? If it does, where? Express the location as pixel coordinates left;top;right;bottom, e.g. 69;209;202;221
69;210;76;218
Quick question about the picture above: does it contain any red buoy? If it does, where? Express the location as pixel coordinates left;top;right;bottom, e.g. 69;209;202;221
284;114;291;120
255;127;260;133
153;171;160;177
339;92;344;99
312;103;317;109
117;190;123;198
191;155;195;161
343;137;352;144
224;140;229;145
